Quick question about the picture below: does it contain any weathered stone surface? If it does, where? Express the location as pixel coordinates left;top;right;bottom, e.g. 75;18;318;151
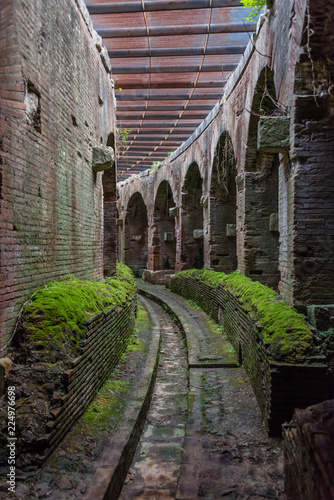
193;229;204;239
269;213;278;232
163;232;174;242
257;116;290;152
307;305;334;331
92;146;115;172
226;224;236;237
283;399;334;500
131;235;143;242
169;206;179;218
200;194;209;208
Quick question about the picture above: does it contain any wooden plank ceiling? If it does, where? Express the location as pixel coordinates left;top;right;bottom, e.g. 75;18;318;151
85;0;255;180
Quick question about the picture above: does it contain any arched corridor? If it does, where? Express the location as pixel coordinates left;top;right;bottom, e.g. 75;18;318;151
1;1;334;499
124;192;149;275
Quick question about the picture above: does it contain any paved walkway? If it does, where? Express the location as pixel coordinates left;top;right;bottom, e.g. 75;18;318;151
138;283;286;500
3;283;286;499
120;298;188;499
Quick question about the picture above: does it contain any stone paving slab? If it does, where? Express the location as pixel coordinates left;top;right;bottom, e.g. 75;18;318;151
177;368;285;499
119;295;188;500
137;282;238;368
82;295;162;500
137;282;285;500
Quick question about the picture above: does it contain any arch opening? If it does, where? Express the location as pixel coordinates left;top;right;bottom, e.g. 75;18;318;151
124;192;148;276
243;67;281;290
209;131;237;272
181;162;204;270
151;181;176;271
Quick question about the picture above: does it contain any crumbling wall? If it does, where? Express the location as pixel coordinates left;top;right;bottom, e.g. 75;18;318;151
0;0;116;350
171;272;328;436
117;0;334;320
0;296;136;469
283;399;334;500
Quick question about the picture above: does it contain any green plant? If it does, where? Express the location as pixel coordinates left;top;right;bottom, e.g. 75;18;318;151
115;125;132;157
21;262;136;353
150;161;162;172
241;0;272;22
174;268;316;363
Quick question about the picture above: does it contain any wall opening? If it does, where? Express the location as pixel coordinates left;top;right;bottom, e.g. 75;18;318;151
24;79;41;133
181;162;204;270
124;192;148;275
102;133;117;277
151;180;176;271
209;131;237;272
244;67;280;290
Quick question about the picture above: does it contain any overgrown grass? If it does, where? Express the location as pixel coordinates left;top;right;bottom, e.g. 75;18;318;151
174;269;315;363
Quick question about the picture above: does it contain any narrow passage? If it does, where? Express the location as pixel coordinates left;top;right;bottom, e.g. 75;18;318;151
120;299;188;499
121;286;286;500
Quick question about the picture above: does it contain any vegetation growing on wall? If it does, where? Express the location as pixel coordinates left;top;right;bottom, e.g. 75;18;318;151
241;0;273;21
20;262;136;353
175;269;315;363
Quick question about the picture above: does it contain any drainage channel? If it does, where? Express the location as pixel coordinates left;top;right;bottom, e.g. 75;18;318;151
135;284;286;500
119;297;188;499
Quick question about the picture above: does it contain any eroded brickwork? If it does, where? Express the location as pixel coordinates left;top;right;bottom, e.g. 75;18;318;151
117;0;334;317
171;274;328;436
283;399;334;500
0;0;116;349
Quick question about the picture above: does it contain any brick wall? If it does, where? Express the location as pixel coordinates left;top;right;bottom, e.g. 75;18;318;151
291;2;334;306
117;0;334;317
0;295;136;469
171;274;328;435
283;399;334;500
0;0;116;350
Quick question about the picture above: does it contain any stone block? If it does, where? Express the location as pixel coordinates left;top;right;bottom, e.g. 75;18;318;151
269;213;278;232
169;206;179;218
164;232;174;242
307;305;334;331
92;146;115;172
257;116;290;152
200;194;209;208
131;235;143;242
226;224;236;237
193;229;204;239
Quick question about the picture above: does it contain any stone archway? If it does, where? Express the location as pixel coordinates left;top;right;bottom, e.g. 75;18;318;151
150;180;176;271
242;67;281;290
181;162;204;270
124;192;148;275
209;131;237;272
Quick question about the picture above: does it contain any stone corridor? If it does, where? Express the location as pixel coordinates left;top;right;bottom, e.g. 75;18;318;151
1;0;334;498
1;285;286;499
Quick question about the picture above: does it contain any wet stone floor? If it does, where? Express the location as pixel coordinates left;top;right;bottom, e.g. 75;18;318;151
121;295;285;500
120;304;188;499
1;292;286;499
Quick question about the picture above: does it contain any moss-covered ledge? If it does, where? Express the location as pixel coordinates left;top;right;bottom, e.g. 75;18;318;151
173;268;315;363
0;262;137;469
20;261;136;358
171;269;329;435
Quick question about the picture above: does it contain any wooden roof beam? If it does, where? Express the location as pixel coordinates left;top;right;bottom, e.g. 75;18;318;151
87;0;245;14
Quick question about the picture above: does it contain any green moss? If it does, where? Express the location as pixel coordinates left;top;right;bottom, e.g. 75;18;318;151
80;377;128;432
175;269;315;363
22;261;136;352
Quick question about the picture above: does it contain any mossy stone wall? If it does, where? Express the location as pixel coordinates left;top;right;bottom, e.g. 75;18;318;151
0;264;137;469
171;272;329;435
